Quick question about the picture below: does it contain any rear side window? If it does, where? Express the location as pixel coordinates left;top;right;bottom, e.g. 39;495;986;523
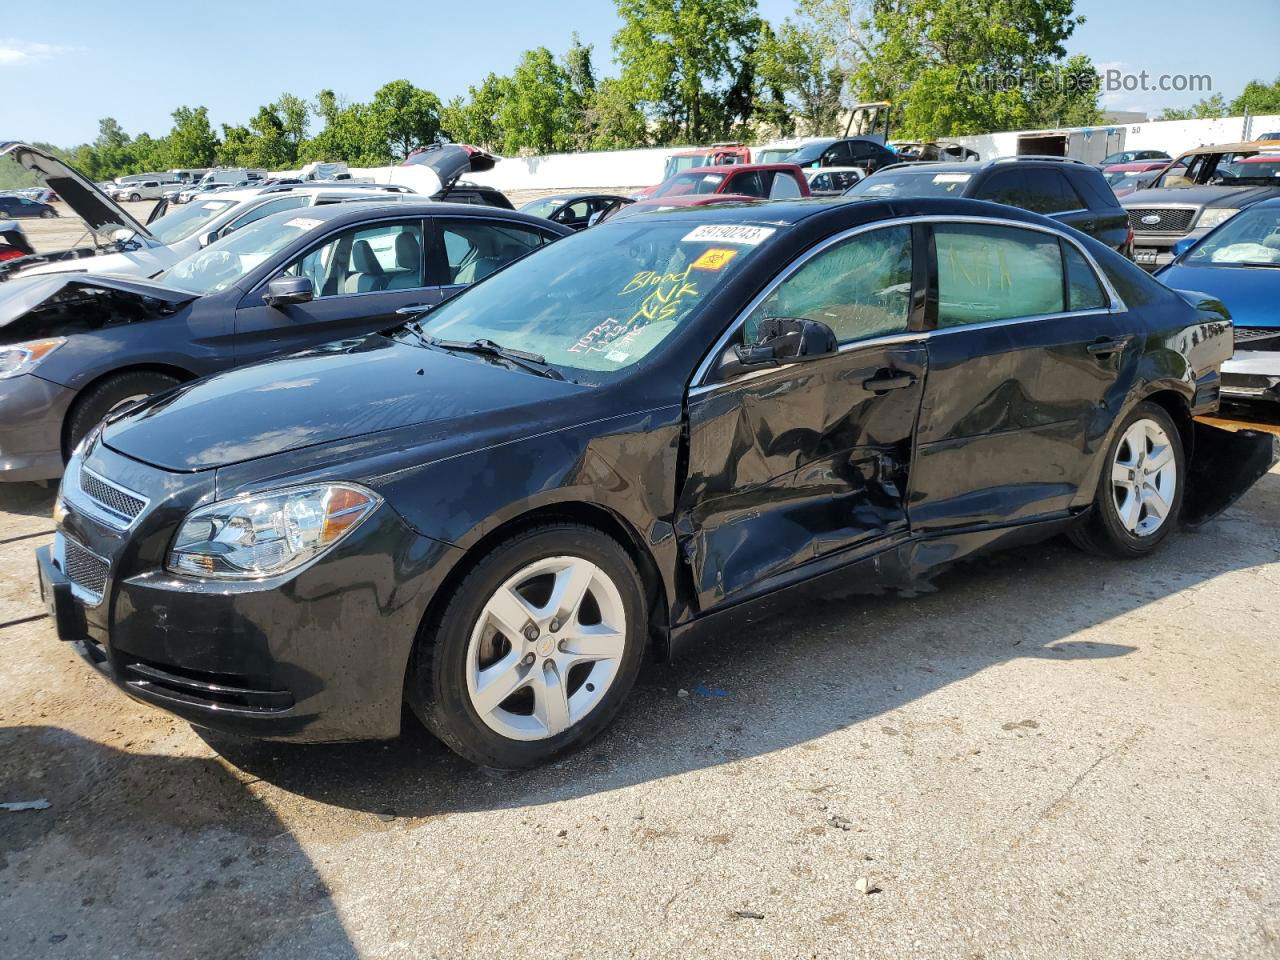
934;223;1064;326
1062;242;1108;311
1019;169;1084;213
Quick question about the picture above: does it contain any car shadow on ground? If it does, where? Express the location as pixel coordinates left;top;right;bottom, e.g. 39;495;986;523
0;726;356;959
200;468;1279;819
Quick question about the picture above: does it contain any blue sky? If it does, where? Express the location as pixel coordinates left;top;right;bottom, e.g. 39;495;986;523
4;0;1278;146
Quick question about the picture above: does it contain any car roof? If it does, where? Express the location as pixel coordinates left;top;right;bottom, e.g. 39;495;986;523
677;162;803;175
806;166;866;174
253;199;574;233
627;195;1065;229
1176;140;1280;156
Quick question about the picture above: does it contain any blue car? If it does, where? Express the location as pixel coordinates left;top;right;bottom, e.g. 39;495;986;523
1157;198;1280;403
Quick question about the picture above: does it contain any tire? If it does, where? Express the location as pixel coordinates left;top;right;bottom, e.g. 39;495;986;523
1068;401;1185;558
40;209;55;219
129;193;141;202
64;370;182;456
409;523;648;769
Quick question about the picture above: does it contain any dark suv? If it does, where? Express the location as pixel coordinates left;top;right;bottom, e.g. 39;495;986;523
846;157;1132;255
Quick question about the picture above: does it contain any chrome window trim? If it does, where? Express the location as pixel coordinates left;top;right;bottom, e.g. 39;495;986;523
63;463;150;532
689;214;1126;392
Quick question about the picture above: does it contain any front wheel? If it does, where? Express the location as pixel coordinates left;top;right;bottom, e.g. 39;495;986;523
40;209;56;219
410;523;647;769
1069;401;1185;558
129;193;141;202
64;370;182;457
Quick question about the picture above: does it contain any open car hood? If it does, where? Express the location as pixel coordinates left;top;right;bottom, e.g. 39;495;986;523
0;272;196;342
0;142;155;243
400;144;499;191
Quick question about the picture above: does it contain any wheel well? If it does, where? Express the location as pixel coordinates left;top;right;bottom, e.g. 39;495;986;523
61;363;195;458
409;502;672;668
1140;388;1194;459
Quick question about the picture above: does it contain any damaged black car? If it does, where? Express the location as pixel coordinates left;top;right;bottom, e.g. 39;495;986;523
0;200;570;481
37;196;1274;769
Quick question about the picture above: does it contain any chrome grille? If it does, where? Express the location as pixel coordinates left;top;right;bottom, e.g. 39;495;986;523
76;466;147;528
63;537;108;603
1127;208;1196;234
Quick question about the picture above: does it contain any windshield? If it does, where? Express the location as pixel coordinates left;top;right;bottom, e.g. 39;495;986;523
848;169;973;197
663;156;704;180
161;212;319;295
147;198;238;244
1184;204;1280;266
786;142;834;165
653;172;726;198
412;219;773;383
755;148;795;164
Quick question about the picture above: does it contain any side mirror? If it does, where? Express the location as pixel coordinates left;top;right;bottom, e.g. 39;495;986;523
1171;235;1196;259
263;276;314;308
198;230;219;248
716;317;837;380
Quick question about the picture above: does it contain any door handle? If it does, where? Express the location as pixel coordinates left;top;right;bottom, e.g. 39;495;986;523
862;370;917;393
1086;336;1132;358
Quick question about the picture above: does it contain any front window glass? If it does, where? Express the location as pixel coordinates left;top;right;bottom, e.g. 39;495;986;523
414;220;770;383
227;195;310;233
849;170;972;198
745;225;912;346
143;198;237;244
519;198;561;219
162;213;322;294
1184;205;1280;266
935;223;1064;326
653;173;726;198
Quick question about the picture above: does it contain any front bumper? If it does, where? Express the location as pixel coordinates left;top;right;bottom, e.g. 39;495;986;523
1221;349;1280;403
0;373;75;481
40;443;461;742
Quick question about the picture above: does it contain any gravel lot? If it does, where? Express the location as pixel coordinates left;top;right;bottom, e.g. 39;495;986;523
3;198;1280;959
1;454;1278;958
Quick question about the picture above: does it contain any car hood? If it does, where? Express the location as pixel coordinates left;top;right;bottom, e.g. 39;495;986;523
1156;263;1280;328
0;273;196;343
1122;184;1280;209
0;142;155;243
101;334;583;472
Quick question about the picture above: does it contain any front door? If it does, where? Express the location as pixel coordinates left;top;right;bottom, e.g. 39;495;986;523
233;218;442;364
677;223;928;612
909;220;1130;531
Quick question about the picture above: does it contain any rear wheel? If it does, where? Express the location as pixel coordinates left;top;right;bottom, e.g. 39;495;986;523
64;371;182;457
409;523;647;769
129;193;141;202
40;209;56;219
1068;401;1185;558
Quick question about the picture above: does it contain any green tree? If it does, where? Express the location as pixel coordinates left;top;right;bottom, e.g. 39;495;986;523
496;48;578;154
613;0;765;143
167;106;219;167
756;15;843;135
585;77;650;149
94;118;130;151
849;0;1094;138
369;80;443;160
441;73;509;149
563;34;598;149
1230;76;1280;116
1156;93;1229;121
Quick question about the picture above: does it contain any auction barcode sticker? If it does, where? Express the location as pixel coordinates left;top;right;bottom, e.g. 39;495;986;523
682;225;777;245
283;217;324;230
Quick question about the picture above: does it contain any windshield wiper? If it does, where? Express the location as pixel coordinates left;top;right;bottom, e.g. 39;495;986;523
412;330;565;380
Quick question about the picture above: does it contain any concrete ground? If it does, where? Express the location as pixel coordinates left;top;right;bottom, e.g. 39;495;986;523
1;446;1278;958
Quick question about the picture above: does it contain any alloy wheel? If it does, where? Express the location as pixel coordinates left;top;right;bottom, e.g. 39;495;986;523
465;555;627;741
1111;417;1177;537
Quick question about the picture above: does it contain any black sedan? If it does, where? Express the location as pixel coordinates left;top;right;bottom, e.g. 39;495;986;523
0;193;57;219
0;201;571;481
37;197;1269;770
518;193;633;229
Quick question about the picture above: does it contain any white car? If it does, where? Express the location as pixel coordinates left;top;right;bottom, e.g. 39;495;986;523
0;142;423;281
107;180;174;202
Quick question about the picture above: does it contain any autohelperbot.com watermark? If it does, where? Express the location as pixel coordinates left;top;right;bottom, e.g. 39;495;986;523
959;68;1212;96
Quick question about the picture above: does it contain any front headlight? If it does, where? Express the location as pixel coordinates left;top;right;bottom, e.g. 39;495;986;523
166;483;380;579
0;338;66;380
1197;208;1239;230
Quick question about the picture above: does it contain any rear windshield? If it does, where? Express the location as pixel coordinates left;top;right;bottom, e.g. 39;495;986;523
848;169;973;197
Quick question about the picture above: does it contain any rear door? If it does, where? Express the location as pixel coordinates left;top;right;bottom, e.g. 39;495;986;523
677;223;928;612
232;217;440;363
908;219;1130;531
